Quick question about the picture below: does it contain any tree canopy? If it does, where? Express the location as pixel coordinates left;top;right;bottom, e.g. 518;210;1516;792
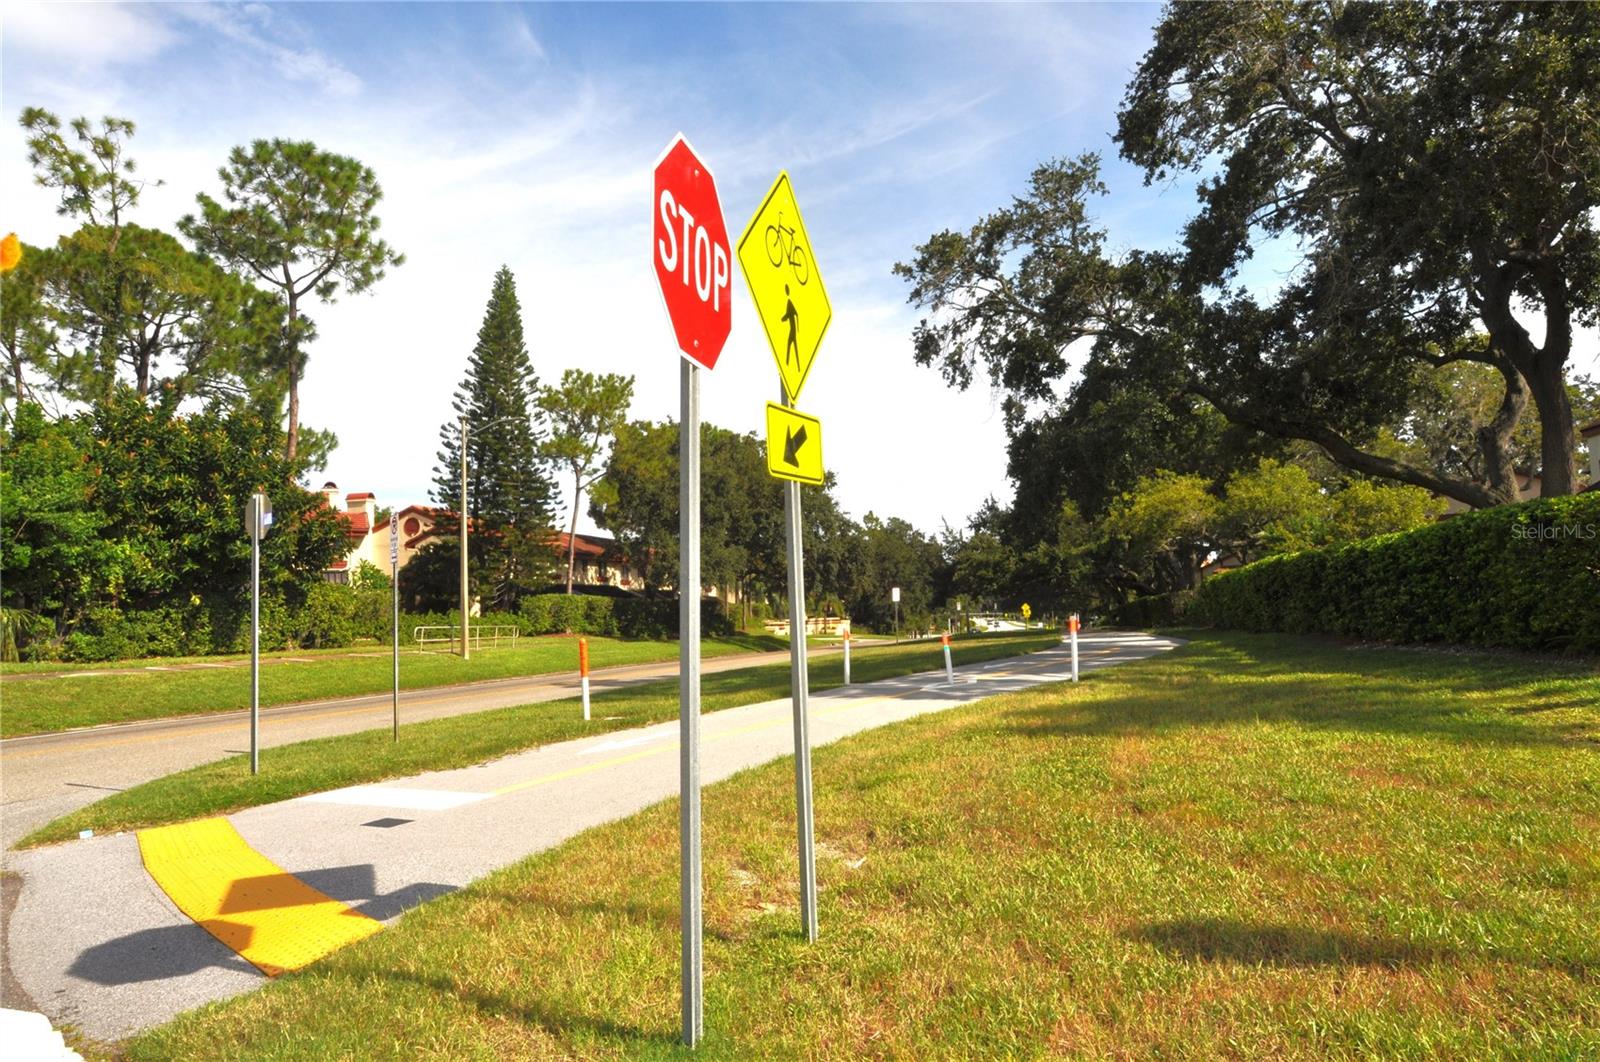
181;137;402;462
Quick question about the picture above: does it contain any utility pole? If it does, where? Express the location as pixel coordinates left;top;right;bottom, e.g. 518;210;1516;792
459;415;470;660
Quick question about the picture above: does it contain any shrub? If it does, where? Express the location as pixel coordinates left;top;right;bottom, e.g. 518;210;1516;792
1187;493;1600;654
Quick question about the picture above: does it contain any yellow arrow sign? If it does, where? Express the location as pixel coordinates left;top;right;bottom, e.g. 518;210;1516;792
738;173;831;404
765;403;824;485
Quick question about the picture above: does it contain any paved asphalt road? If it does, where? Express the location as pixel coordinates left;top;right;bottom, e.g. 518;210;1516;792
0;644;856;850
3;632;1180;1043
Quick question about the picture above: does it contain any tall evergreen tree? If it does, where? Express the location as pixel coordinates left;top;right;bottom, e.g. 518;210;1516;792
431;266;558;611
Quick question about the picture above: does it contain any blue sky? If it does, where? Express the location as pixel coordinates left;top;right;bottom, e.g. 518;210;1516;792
5;3;1592;535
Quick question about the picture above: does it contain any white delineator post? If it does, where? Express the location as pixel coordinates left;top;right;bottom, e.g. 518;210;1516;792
842;627;851;685
579;637;591;721
1070;612;1081;682
942;632;954;683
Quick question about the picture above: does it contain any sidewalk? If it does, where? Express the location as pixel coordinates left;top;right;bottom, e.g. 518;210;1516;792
3;633;1180;1044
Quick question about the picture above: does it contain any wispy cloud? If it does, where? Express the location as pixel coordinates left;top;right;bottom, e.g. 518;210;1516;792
170;3;361;97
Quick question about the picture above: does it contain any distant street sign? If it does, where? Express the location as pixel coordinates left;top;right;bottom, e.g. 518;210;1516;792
738;172;831;404
764;402;824;485
389;512;399;566
1021;603;1031;621
243;493;273;542
653;134;732;370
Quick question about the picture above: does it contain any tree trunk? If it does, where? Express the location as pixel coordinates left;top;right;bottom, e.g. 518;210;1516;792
284;297;301;464
1476;258;1577;497
1526;364;1576;497
1477;362;1527;503
565;472;581;594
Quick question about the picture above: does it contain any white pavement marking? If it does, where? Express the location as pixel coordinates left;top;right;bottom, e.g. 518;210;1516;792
296;786;490;811
577;729;677;756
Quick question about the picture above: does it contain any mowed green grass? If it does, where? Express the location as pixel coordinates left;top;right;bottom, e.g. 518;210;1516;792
0;633;786;737
125;632;1599;1059
23;632;1058;847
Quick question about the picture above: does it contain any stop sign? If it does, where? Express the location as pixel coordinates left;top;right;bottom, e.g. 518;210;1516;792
653;134;732;370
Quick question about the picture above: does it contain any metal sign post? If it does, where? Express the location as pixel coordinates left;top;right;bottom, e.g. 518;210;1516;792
892;586;900;640
739;172;830;948
243;493;272;775
391;512;400;741
653;133;731;1050
459;416;471;661
782;417;819;943
678;359;704;1045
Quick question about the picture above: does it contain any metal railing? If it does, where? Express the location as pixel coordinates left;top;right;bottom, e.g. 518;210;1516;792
411;625;520;652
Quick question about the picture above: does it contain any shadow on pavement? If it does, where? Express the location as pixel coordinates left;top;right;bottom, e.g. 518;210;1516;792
68;865;456;986
67;922;258;986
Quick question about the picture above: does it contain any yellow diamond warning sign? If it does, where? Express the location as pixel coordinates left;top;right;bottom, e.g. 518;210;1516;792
738;173;831;404
765;402;823;485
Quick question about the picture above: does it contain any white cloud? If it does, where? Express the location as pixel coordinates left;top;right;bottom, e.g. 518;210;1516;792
1;0;175;66
169;3;361;97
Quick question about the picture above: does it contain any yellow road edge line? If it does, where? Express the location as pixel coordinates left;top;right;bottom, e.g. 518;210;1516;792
138;817;381;977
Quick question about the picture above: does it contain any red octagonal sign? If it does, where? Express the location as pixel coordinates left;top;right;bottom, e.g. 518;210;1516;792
653;134;732;370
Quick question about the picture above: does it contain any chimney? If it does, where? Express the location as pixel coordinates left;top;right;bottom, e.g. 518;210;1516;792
346;492;377;524
320;481;340;508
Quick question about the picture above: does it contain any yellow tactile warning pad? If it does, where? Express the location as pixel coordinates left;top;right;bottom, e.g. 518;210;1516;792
137;817;381;976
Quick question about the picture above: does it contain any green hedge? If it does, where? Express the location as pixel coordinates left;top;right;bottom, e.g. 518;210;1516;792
518;593;733;639
36;588;738;662
1187;493;1600;654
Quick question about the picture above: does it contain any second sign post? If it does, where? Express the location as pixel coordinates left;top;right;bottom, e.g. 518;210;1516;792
740;170;832;944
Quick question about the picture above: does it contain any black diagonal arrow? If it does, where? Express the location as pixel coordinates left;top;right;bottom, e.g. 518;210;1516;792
783;424;809;467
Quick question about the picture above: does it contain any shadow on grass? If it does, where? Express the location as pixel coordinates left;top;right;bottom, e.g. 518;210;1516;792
1128;918;1596;979
374;966;677;1046
1000;634;1600;750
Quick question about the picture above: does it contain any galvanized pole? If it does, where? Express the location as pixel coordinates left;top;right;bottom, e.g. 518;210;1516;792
250;500;260;776
784;456;819;943
391;552;400;742
460;416;470;660
679;360;703;1048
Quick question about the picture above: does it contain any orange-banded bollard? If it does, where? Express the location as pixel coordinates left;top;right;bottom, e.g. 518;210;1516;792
1068;613;1080;682
842;628;852;685
941;632;953;683
579;637;591;720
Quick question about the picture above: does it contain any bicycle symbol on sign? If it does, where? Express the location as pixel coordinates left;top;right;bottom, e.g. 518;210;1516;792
764;211;810;286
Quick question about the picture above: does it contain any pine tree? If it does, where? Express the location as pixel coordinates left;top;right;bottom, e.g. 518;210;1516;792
432;266;558;611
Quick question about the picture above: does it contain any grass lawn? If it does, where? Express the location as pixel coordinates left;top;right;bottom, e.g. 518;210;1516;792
0;633;788;738
121;631;1599;1060
23;632;1058;847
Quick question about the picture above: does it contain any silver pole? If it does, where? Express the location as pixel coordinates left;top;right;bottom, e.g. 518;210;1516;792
460;416;471;661
392;554;400;741
250;498;260;776
785;471;818;943
679;360;703;1047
